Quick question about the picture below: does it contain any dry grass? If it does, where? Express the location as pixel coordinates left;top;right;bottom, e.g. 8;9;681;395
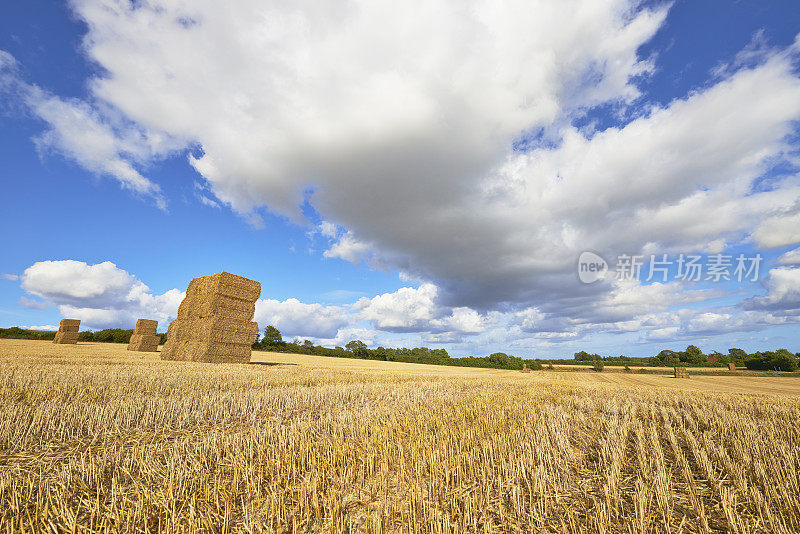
2;340;800;532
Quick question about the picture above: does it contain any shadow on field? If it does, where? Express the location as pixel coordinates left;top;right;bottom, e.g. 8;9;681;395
249;361;297;367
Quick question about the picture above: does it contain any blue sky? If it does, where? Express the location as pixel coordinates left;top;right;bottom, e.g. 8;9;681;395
1;0;799;358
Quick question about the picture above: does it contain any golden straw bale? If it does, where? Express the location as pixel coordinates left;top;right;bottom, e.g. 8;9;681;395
54;319;81;344
161;272;260;363
127;333;160;352
167;317;259;345
53;331;79;344
134;319;158;334
176;294;255;321
160;339;254;363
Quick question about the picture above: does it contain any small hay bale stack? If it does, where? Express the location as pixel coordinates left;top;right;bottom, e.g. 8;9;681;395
53;319;80;344
161;272;260;363
673;366;689;379
128;319;161;352
521;363;531;373
728;362;736;371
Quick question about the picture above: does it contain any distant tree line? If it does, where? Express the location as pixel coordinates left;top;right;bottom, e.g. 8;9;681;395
572;345;799;372
0;327;167;344
253;325;544;371
0;327;56;340
3;324;798;372
256;328;800;373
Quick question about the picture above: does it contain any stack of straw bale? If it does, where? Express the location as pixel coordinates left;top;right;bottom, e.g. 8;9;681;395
728;362;736;371
128;319;161;352
521;363;531;373
673;366;690;379
53;319;80;344
161;272;260;363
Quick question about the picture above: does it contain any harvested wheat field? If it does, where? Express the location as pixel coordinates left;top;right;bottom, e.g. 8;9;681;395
2;340;800;532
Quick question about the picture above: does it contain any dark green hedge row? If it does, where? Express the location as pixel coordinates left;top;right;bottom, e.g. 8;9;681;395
0;327;167;345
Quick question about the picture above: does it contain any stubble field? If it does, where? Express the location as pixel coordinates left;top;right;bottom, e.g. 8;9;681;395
1;339;799;532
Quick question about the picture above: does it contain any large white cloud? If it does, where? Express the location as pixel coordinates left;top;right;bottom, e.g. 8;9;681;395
49;0;796;315
777;247;800;266
4;1;800;347
356;284;439;332
752;212;800;249
0;52;176;208
356;283;496;338
13;259;800;354
742;267;800;315
70;0;666;219
254;298;350;339
19;260;183;329
23;260;138;307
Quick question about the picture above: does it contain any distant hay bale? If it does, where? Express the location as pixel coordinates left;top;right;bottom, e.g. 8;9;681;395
728;362;736;371
53;319;80;344
127;319;161;352
161;272;260;364
135;319;158;334
521;363;531;373
673;366;689;379
53;331;79;344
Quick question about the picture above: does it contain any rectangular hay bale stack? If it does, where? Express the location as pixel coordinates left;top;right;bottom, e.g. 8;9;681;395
54;331;79;344
176;295;255;321
728;363;736;371
161;272;260;363
54;319;81;344
134;319;158;335
160;339;254;364
673;366;689;379
128;333;161;352
166;317;259;345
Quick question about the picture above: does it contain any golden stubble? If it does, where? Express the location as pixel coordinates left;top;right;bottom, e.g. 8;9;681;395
1;339;799;532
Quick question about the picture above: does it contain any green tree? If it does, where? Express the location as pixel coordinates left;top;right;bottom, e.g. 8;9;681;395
592;358;604;372
682;345;706;365
488;352;511;367
772;349;798;371
525;360;543;371
345;340;368;357
744;349;798;372
653;349;679;366
728;348;747;364
261;325;283;347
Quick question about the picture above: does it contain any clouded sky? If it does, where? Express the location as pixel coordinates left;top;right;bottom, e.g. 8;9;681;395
1;0;799;358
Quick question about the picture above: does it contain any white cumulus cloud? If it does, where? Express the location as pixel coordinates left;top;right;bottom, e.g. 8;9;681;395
254;298;350;339
19;260;182;329
742;267;800;314
3;1;800;346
